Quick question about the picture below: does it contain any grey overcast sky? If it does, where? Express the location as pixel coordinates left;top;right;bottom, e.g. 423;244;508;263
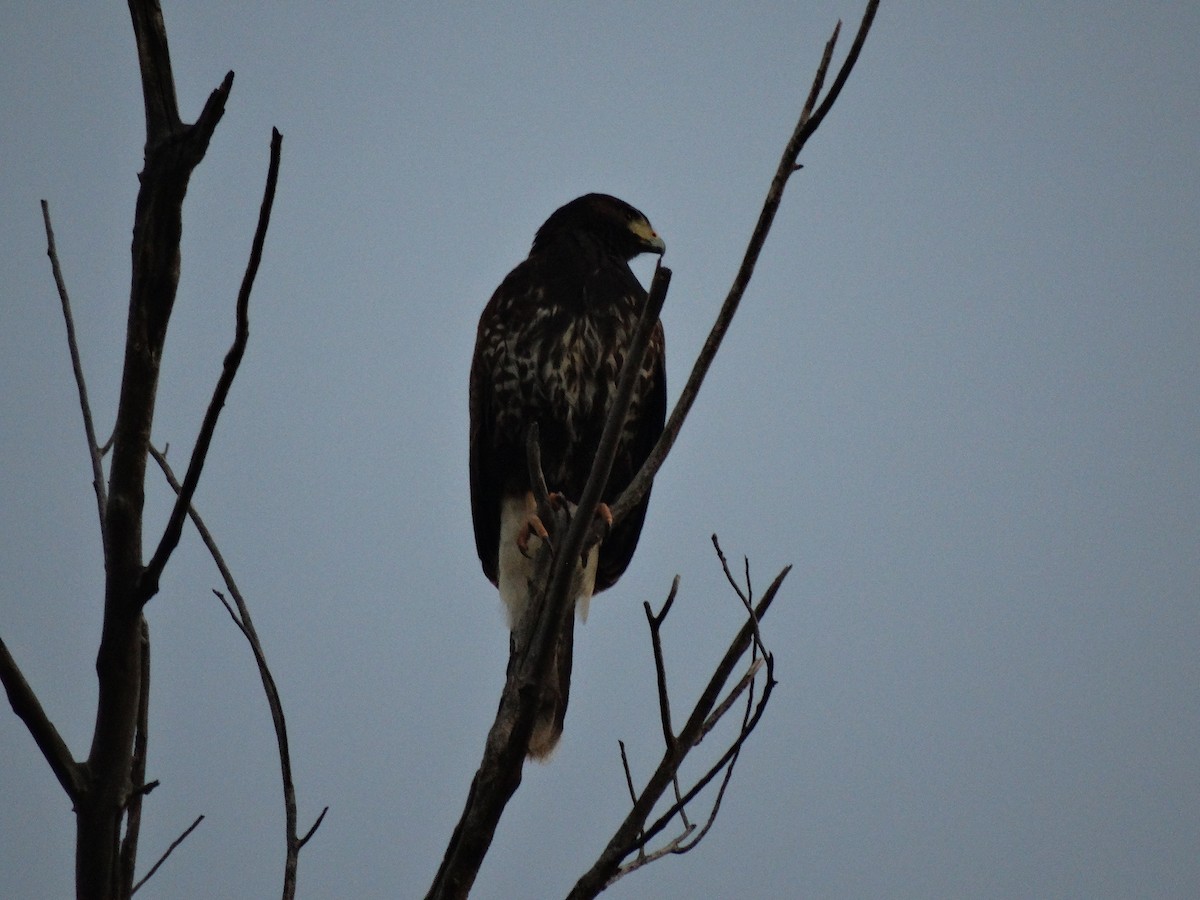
2;3;1197;898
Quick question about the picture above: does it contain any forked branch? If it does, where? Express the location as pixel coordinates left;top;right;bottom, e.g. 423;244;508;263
567;549;789;898
141;127;283;603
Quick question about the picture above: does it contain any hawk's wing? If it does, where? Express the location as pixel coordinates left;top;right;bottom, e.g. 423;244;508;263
469;261;537;588
469;282;506;587
470;257;665;594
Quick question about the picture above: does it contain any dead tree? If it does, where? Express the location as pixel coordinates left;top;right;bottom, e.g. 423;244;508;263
0;2;322;898
428;2;880;897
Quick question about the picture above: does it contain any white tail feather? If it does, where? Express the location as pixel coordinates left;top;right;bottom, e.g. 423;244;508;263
498;494;598;628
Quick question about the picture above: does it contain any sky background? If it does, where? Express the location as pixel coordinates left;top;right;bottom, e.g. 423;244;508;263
2;2;1197;898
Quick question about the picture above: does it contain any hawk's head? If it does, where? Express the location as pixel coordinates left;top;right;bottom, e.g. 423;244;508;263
532;193;666;261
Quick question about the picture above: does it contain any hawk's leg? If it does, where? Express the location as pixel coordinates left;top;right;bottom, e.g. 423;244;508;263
516;490;565;558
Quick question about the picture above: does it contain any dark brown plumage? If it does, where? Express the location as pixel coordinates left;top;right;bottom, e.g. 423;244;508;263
468;193;666;757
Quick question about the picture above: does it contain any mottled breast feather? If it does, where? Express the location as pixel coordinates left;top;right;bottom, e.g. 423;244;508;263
469;232;666;593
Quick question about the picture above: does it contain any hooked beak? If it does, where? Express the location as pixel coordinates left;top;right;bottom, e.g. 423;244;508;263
629;218;666;255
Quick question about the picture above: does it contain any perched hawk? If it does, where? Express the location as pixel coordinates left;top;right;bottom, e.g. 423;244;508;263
469;194;667;757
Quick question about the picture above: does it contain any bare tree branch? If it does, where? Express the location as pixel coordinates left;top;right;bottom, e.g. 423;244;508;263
77;0;239;881
567;559;789;899
129;814;204;895
141;126;283;603
149;445;326;900
697;656;766;743
611;826;696;881
3;5;292;897
617;741;639;810
41;200;108;540
0;636;86;803
611;0;880;528
127;0;182;141
712;534;767;658
644;575;681;753
297;807;330;851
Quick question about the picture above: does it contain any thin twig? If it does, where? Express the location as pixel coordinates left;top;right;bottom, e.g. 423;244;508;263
713;535;767;657
298;806;330;850
666;586;771;856
640;584;782;846
41;200;108;541
643;576;681;752
799;0;879;142
642;578;693;836
611;824;697;882
671;742;739;855
657;578;772;860
141;126;283;604
123;780;160;807
699;657;766;743
711;537;749;606
213;589;248;638
149;444;324;900
618;741;640;812
638;652;778;853
130;814;204;895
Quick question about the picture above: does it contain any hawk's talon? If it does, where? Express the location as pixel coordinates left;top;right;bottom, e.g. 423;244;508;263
517;513;550;558
580;502;614;564
595;502;613;530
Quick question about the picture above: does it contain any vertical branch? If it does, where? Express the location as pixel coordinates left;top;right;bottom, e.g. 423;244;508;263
41;200;108;541
74;3;236;897
127;0;181;141
118;618;151;898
